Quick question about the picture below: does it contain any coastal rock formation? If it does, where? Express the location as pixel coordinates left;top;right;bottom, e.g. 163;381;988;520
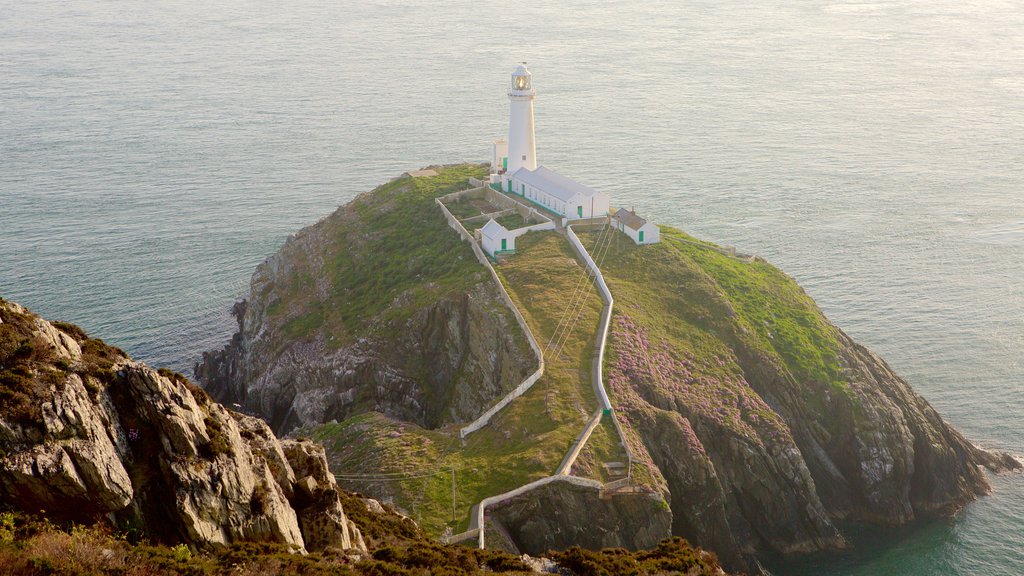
196;165;1019;573
597;234;1021;570
0;299;365;554
196;167;532;435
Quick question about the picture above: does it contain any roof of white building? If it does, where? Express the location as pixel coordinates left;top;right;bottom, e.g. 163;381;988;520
480;219;508;239
511;166;602;203
612;208;648;230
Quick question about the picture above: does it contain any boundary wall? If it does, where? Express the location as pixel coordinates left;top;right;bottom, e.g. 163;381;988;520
564;225;635;478
564;226;613;411
434;192;546;438
439;193;638;549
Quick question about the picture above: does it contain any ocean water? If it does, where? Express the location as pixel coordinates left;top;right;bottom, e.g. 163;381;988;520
1;0;1022;573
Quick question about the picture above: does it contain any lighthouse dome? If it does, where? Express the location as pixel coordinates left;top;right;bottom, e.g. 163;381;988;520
510;63;532;92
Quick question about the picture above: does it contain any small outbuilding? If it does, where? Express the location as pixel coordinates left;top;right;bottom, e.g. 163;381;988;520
479;219;515;258
611;208;660;245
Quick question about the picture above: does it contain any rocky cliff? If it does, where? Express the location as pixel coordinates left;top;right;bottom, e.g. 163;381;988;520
595;227;1021;570
196;165;1019;573
197;165;532;435
0;299;365;554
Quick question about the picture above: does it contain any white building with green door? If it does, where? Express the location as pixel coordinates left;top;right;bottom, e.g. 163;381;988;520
480;219;515;258
611;208;660;245
506;165;610;220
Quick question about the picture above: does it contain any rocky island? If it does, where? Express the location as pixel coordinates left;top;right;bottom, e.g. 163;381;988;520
196;164;1018;573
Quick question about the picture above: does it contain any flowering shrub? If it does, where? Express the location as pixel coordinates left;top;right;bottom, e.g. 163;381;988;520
607;315;793;450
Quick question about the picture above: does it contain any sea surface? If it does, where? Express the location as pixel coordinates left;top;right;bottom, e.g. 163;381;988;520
1;0;1022;573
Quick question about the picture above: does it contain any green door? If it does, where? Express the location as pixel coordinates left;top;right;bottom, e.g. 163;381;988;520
507;180;512;192
639;230;645;243
521;184;525;195
501;238;507;251
577;206;583;218
503;157;508;171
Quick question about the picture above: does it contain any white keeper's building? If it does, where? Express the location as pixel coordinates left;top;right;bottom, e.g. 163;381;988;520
506;165;610;220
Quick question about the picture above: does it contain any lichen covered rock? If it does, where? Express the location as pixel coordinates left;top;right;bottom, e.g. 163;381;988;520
0;300;364;554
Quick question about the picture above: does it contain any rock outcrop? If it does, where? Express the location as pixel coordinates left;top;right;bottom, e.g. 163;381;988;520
488;480;673;554
196;168;533;435
0;299;366;554
597;237;1022;572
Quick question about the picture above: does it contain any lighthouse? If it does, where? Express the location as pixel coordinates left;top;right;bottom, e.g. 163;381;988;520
506;63;537;177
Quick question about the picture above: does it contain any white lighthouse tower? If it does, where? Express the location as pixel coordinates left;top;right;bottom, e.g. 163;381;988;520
506;63;537;178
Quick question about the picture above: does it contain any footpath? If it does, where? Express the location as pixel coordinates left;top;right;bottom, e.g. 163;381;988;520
435;185;634;548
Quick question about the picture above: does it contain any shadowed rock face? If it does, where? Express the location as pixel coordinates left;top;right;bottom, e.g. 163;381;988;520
488;480;673;555
0;300;365;554
195;179;533;436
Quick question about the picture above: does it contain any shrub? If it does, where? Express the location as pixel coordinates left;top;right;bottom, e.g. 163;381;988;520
202;416;232;458
0;512;14;544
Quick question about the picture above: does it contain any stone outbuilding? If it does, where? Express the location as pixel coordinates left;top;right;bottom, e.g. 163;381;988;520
611;208;660;245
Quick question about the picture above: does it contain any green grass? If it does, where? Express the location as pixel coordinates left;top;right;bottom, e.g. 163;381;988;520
576;224;848;456
585;226;846;394
312;230;615;537
491;213;528;230
266;164;490;346
659;228;845;391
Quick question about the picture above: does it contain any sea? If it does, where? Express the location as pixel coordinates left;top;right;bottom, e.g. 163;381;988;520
1;0;1021;573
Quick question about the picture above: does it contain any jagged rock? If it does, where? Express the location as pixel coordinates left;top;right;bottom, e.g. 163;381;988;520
282;439;367;553
0;301;363;554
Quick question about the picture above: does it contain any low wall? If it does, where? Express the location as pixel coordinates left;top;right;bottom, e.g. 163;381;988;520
508;220;555;241
564;225;634;478
434;193;547;439
483;187;553;224
556;409;603;476
564;226;613;411
475;475;605;548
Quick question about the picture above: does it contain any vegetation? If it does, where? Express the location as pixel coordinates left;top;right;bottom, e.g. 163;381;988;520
0;304;125;425
576;223;848;464
548;537;724;576
264;164;492;345
312;230;633;537
0;510;726;575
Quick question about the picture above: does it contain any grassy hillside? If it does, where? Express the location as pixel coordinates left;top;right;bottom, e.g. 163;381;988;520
577;225;848;472
264;164;492;346
312;231;628;537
